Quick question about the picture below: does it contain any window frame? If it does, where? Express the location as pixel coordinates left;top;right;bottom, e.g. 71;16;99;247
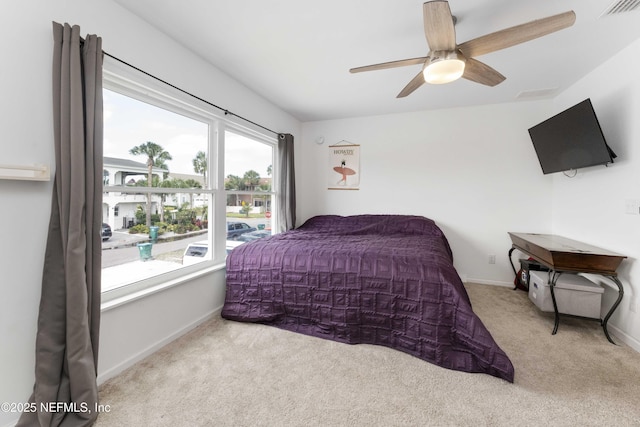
101;60;279;305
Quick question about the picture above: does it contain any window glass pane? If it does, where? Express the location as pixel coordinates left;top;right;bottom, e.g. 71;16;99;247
102;210;211;292
104;89;209;188
102;89;211;293
225;131;274;248
224;195;273;249
225;131;273;192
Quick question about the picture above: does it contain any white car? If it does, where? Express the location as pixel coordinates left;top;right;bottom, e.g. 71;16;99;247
182;241;209;265
182;240;244;265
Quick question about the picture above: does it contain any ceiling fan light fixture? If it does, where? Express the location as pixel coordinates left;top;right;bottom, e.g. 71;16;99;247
423;51;466;84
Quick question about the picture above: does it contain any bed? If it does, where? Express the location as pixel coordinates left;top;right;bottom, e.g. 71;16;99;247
222;214;514;382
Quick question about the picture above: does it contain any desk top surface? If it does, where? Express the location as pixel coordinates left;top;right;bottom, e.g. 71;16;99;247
509;232;626;274
508;232;625;257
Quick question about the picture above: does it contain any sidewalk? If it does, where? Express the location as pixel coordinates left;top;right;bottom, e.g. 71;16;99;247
102;228;208;250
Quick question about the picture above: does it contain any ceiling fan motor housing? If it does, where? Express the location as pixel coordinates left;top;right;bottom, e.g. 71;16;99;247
423;50;466;84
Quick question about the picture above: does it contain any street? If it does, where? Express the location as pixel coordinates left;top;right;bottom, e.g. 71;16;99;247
101;216;271;269
102;232;206;268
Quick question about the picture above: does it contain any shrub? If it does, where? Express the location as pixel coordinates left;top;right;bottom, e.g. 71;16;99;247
175;209;196;226
173;223;200;234
128;224;149;234
134;206;160;225
153;221;170;233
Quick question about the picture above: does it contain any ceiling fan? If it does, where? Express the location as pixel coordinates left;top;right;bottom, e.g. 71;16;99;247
349;1;576;98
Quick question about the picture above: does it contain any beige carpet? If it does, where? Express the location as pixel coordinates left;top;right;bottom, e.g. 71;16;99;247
95;283;640;426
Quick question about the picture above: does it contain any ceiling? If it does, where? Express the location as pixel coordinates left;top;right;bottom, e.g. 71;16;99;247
112;0;640;122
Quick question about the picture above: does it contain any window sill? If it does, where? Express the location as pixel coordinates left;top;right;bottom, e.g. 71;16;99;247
101;262;226;312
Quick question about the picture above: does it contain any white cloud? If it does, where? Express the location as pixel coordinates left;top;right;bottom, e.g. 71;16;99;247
104;89;274;179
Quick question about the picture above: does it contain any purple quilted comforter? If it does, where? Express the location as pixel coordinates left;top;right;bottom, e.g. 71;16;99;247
222;215;514;382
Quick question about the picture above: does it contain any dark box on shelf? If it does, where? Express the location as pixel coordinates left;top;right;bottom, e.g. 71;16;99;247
517;258;549;290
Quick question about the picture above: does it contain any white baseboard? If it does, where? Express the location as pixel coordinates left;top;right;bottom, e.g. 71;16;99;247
608;324;640;353
97;306;222;385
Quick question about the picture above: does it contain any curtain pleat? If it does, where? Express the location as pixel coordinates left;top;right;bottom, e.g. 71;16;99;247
18;22;103;427
277;133;296;231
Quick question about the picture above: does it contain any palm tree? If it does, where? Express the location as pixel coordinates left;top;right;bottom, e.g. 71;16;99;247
241;170;261;213
129;141;173;227
225;174;242;191
225;174;243;206
184;178;202;208
193;151;207;189
158;178;186;223
243;170;261;190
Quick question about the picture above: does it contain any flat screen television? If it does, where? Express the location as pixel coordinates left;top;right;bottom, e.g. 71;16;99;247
527;99;616;174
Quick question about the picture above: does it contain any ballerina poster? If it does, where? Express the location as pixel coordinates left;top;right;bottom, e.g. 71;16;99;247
328;141;360;190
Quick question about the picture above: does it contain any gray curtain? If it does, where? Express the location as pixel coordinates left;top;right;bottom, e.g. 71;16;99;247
277;133;296;231
18;22;103;427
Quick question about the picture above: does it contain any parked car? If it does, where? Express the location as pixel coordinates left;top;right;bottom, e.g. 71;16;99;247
227;222;257;240
182;240;244;265
237;229;271;242
101;223;112;241
182;240;209;265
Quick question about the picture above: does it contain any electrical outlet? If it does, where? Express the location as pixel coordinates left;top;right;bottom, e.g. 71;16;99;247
625;199;640;215
488;254;496;264
630;298;638;313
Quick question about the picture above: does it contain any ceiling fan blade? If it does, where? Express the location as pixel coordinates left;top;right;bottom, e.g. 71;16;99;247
458;11;576;58
349;57;427;73
423;1;457;51
462;58;506;86
397;71;426;98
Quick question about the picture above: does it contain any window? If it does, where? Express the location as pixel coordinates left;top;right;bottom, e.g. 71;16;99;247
224;130;275;243
101;62;278;302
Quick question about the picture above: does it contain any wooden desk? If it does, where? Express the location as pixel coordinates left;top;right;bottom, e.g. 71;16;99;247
508;232;627;344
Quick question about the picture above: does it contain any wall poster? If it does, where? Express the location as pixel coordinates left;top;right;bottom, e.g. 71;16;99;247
328;141;360;190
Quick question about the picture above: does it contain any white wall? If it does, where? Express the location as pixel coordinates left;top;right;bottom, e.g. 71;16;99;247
0;1;299;426
98;269;227;384
300;101;555;284
298;42;640;350
551;38;640;349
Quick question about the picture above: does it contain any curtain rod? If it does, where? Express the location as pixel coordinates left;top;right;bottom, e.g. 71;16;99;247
96;48;280;136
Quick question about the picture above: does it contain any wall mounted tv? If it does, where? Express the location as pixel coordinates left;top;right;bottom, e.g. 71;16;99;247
528;98;616;175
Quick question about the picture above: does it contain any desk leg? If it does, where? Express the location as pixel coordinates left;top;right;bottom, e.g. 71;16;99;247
601;276;624;345
548;271;561;335
508;247;517;290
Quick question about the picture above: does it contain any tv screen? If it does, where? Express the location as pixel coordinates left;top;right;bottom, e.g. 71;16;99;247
528;99;616;174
